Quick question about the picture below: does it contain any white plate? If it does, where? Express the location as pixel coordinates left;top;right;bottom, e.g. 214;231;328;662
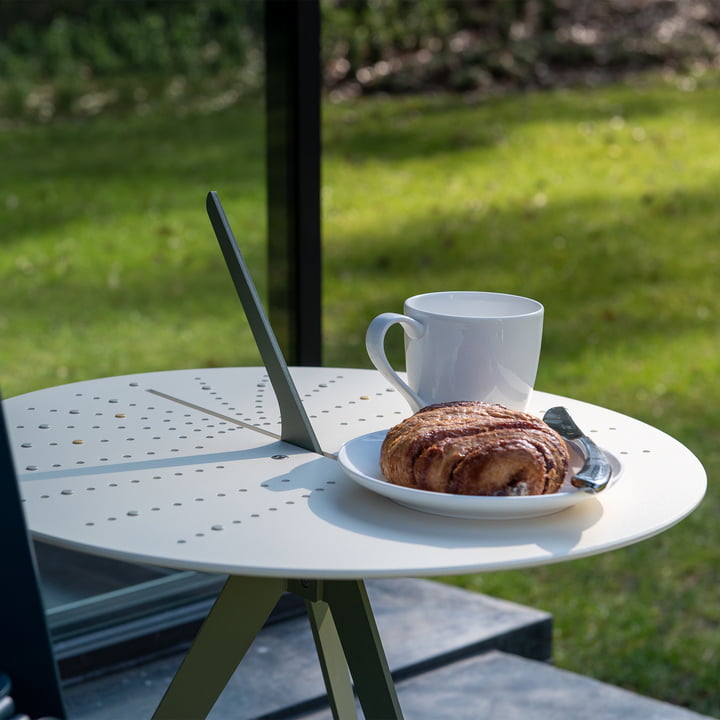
337;430;622;520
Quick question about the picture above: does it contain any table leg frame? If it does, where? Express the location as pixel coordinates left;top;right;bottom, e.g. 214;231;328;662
152;575;285;720
152;577;404;720
294;579;404;720
304;595;359;719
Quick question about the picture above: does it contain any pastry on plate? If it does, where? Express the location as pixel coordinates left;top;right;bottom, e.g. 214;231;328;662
380;401;570;496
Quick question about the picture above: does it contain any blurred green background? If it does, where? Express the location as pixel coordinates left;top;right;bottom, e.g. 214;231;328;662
1;1;719;715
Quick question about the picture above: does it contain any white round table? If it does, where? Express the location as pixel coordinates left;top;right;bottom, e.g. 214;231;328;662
5;367;707;719
8;366;706;578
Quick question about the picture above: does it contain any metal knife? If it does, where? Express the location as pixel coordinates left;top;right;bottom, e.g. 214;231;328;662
543;406;612;493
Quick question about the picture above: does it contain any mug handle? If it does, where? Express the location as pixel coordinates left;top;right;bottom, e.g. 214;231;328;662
365;312;426;412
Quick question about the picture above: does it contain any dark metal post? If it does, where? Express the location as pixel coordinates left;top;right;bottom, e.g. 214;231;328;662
0;394;66;719
265;0;323;366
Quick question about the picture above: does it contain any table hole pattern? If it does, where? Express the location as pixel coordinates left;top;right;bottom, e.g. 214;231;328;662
12;378;262;475
11;368;406;474
19;446;341;549
174;372;406;440
8;370;658;566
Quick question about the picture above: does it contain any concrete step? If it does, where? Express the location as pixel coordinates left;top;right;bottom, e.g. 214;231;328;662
62;578;551;719
62;578;714;720
297;650;715;720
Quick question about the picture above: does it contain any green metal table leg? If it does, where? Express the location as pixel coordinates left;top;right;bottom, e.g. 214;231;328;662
152;575;285;720
322;580;404;720
305;597;359;720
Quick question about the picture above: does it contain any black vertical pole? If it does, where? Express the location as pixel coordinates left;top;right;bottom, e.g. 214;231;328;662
0;394;66;719
265;0;323;366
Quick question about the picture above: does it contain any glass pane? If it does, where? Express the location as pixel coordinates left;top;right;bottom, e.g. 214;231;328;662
0;0;269;673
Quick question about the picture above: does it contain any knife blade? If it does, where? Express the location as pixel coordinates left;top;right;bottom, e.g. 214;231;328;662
543;406;612;493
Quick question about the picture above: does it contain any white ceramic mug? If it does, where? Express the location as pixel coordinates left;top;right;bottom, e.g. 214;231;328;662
366;291;544;413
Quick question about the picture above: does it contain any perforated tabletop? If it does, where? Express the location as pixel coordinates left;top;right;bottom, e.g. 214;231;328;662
5;367;707;579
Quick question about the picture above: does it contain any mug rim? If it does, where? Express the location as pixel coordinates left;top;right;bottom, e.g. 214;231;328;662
404;291;543;319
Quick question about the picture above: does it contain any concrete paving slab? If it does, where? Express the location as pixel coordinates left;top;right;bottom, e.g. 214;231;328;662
298;651;715;720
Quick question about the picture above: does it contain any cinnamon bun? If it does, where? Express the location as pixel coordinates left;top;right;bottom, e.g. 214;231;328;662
380;401;569;496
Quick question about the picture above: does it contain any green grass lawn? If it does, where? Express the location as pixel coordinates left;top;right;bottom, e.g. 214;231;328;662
2;72;719;715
